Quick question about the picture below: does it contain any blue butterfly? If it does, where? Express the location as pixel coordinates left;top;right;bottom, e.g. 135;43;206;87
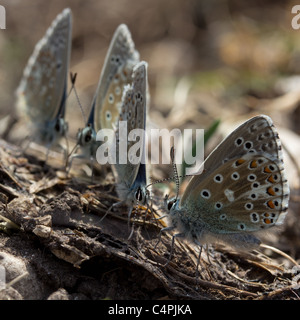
161;115;289;266
16;8;72;158
68;24;139;174
112;61;149;218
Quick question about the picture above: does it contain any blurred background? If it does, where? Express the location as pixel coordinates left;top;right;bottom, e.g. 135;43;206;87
1;0;300;189
1;0;300;288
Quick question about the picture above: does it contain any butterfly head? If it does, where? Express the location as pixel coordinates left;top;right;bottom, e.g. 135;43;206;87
55;116;68;137
77;124;96;148
38;116;68;146
118;184;148;208
164;194;179;214
134;186;148;206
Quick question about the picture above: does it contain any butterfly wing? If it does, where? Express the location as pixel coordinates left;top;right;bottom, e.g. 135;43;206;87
69;25;139;171
180;115;289;233
182;116;288;200
113;62;148;201
16;8;72;125
91;24;140;132
182;154;288;233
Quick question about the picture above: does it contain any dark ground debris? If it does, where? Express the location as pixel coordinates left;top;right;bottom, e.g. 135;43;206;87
0;139;299;300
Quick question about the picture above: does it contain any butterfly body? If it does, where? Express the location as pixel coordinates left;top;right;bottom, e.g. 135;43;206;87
164;115;289;249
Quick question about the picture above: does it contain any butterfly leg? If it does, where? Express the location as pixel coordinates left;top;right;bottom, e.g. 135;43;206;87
66;151;89;176
99;200;126;223
146;195;163;232
195;244;203;272
44;134;59;166
90;156;95;184
21;135;32;154
164;231;185;267
127;205;135;240
54;142;69;170
60;136;69;169
154;225;174;251
66;142;80;173
193;240;204;288
44;142;52;165
142;191;151;224
204;244;213;265
127;197;148;238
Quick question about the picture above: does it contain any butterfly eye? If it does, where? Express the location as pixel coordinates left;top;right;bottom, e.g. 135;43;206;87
167;199;177;211
55;119;62;132
135;188;144;202
168;201;174;211
84;129;92;143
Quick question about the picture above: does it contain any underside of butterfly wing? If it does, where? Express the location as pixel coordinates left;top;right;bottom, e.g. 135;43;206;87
16;8;72;126
92;24;140;132
113;62;148;203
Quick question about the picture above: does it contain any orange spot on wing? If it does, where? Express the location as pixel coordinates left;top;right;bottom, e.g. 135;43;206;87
235;159;245;166
267;200;275;209
264;166;272;173
267;187;276;196
264;218;271;224
250;160;257;168
268;176;275;183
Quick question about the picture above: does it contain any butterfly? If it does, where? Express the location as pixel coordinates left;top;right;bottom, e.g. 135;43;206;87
68;24;140;172
161;115;289;261
16;8;72;157
111;61;149;220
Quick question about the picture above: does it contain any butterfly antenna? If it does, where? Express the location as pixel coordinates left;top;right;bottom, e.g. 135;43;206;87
69;72;87;125
67;72;77;97
146;176;173;189
170;146;180;202
67;141;80;158
146;147;189;190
